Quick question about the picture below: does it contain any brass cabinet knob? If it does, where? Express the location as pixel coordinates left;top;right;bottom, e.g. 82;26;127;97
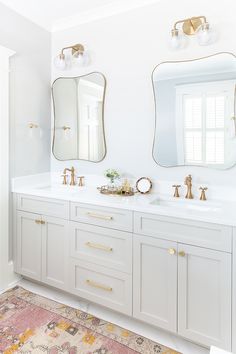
178;251;186;257
168;248;176;255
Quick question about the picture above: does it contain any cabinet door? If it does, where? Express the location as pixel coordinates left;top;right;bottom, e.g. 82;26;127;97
42;216;69;290
17;211;42;281
133;235;177;332
178;244;231;350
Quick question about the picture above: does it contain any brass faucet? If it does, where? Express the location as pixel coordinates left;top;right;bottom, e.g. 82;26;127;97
63;166;76;186
199;187;208;201
184;174;194;199
172;185;181;198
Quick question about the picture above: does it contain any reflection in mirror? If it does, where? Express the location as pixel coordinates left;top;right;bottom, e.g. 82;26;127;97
52;72;106;161
152;53;236;169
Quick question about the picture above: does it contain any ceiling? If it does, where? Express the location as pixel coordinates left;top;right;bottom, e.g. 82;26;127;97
0;0;161;32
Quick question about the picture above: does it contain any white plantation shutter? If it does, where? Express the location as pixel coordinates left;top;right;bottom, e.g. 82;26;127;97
176;81;235;166
206;96;225;129
185;97;202;129
205;95;225;164
183;96;202;163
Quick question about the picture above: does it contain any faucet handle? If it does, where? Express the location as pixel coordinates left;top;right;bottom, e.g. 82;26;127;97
78;176;85;187
172;185;181;198
199;187;208;201
61;174;68;185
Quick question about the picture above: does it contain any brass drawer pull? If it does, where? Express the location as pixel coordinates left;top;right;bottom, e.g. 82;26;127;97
86;242;113;252
168;248;176;255
178;251;186;257
35;219;41;224
87;212;113;221
86;279;112;292
41;220;45;225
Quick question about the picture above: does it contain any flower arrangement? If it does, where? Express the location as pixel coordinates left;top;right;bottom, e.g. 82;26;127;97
104;169;120;184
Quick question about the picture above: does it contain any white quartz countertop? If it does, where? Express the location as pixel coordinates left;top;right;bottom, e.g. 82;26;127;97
12;176;236;227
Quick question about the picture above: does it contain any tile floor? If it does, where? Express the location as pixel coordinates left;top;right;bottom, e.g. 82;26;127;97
6;278;210;354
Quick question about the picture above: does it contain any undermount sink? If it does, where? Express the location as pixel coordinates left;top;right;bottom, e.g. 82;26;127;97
36;185;81;193
150;197;222;212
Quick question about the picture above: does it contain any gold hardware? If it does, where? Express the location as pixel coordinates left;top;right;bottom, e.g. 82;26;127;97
63;166;76;186
184;174;194;199
28;122;39;129
168;248;176;255
199;187;208;201
172;185;181;198
86;279;112;292
87;212;113;221
57;44;85;62
62;126;71;131
61;43;84;57
97;185;134;197
40;220;46;225
86;242;113;252
172;16;207;36
179;251;186;257
136;177;153;194
35;219;41;224
78;176;85;187
61;174;68;185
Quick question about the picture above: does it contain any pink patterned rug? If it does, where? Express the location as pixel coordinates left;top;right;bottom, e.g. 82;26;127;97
0;286;181;353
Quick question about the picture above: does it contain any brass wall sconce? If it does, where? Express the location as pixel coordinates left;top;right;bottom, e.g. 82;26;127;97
54;43;89;70
28;122;39;129
171;16;215;49
62;126;71;131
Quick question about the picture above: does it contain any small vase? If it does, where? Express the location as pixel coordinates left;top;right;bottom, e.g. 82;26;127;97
108;178;116;190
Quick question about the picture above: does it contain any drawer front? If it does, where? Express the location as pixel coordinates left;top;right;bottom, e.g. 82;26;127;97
134;212;232;252
70;203;133;232
69;259;132;315
70;222;132;273
17;194;69;219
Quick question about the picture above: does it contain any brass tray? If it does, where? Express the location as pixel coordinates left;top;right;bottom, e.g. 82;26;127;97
97;185;135;196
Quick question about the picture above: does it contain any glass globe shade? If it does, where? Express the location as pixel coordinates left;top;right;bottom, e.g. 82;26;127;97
170;29;187;50
54;54;67;70
197;23;214;46
72;50;90;67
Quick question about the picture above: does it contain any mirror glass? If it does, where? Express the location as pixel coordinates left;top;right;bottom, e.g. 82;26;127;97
152;53;236;169
52;72;106;161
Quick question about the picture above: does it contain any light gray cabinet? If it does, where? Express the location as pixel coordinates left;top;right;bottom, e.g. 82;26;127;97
16;210;69;290
178;244;231;350
42;216;69;290
133;235;177;332
133;236;232;350
14;194;234;351
17;211;42;281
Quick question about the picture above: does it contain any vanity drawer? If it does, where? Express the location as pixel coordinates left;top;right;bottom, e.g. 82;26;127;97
17;194;69;219
70;203;133;232
70;222;132;273
134;212;232;252
69;259;132;315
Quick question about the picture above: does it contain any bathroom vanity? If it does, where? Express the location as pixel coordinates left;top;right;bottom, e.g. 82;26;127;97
12;177;236;352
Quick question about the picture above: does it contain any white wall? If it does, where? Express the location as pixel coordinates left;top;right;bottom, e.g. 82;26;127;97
0;3;51;177
52;0;236;187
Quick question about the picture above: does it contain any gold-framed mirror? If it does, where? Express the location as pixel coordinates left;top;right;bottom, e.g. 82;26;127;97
136;177;153;194
52;72;106;162
152;52;236;169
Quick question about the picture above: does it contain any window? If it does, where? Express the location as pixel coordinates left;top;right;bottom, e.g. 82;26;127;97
176;81;235;166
